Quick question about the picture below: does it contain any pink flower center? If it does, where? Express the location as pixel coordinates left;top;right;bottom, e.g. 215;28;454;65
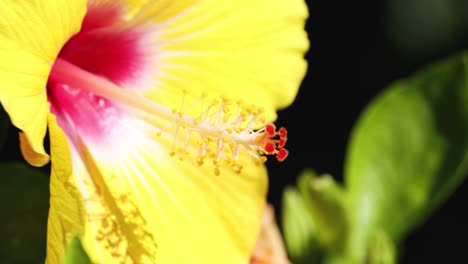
47;2;150;141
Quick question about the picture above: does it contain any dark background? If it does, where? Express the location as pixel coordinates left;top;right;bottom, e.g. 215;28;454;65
267;0;468;263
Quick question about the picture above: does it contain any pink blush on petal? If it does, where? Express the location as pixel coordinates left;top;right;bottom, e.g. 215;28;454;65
58;28;151;88
48;83;121;142
47;2;153;143
61;1;152;87
80;2;124;32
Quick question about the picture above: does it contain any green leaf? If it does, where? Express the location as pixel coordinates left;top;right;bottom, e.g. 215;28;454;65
282;169;348;264
0;162;49;264
365;230;396;264
344;52;468;262
297;170;347;252
63;235;92;264
282;185;321;264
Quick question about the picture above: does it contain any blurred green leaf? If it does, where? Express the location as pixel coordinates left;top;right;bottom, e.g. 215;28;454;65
366;230;396;264
63;235;92;264
297;170;347;252
386;0;460;60
344;52;468;262
0;162;49;264
282;185;321;264
282;169;349;264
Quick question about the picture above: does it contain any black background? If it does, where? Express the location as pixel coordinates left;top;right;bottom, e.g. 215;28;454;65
267;0;468;263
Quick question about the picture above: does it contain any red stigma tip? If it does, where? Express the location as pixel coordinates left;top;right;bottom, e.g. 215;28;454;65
257;124;290;163
264;142;276;154
265;124;276;137
276;148;289;162
278;137;287;148
278;127;287;138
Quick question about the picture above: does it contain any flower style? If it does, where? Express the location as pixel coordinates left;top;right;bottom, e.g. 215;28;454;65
0;0;308;263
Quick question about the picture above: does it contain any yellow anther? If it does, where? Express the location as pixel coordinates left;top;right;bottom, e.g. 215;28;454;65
232;163;243;174
177;147;185;154
255;156;267;165
258;115;266;124
161;90;286;176
235;126;244;133
196;157;204;166
221;95;230;103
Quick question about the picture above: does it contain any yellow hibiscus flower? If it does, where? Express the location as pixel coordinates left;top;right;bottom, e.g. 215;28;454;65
0;0;309;263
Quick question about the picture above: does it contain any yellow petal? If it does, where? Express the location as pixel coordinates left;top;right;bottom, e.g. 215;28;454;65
19;131;50;167
66;126;267;263
0;0;87;157
46;114;85;264
72;137;159;263
92;0;152;18
130;0;309;122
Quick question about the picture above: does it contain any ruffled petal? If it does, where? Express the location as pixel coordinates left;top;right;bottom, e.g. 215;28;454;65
125;0;309;122
0;0;87;158
46;114;85;264
19;130;50;167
